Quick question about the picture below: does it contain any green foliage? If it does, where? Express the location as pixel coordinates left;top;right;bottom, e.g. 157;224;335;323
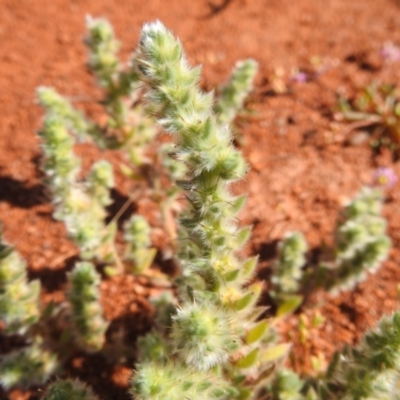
131;20;283;399
171;301;240;370
322;312;400;400
1;16;259;397
37;86;100;143
2;15;399;400
37;108;115;261
131;361;237;400
42;378;100;400
214;59;258;126
85;17;122;89
269;368;306;400
271;231;307;305
338;82;400;146
0;338;58;390
277;188;391;295
85;16;156;156
66;262;109;352
124;215;156;273
0;235;40;334
325;187;391;292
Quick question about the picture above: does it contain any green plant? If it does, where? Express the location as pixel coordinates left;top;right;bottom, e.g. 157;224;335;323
214;59;258;127
319;312;400;399
42;378;100;400
130;20;283;400
319;187;391;292
0;234;41;335
123;215;157;273
270;187;391;298
66;262;109;352
338;82;400;147
0;16;260;396
0;337;58;390
85;16;157;155
2;15;399;400
37;107;115;261
271;231;307;306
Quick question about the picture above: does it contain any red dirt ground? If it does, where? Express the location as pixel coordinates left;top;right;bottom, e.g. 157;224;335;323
2;0;400;399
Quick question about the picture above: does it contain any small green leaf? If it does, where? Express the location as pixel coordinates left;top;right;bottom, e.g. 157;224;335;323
245;319;270;345
260;343;290;363
197;381;212;392
232;374;246;385
224;269;240;282
241;256;258;279
311;311;325;328
231;195;247;213
236;348;259;369
234;283;262;311
104;266;120;277
237;387;252;400
119;163;135;178
236;227;251;247
135;247;157;273
276;295;303;318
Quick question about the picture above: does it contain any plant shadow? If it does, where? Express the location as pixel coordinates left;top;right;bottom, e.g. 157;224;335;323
0;175;48;209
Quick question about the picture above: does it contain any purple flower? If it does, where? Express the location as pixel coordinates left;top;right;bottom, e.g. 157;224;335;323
290;71;308;83
381;41;400;62
373;167;398;188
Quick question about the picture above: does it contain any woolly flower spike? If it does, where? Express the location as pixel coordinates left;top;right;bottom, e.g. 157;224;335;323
38;112;115;260
85;16;121;87
0;236;40;335
67;262;109;352
214;59;258;126
123;215;156;273
331;187;391;291
0;337;58;390
38;115;80;200
131;361;238;400
87;160;114;207
37;87;101;144
42;378;100;400
325;312;400;399
171;302;239;370
271;231;307;304
133;21;280;399
270;368;306;400
137;20;248;261
85;17;156;154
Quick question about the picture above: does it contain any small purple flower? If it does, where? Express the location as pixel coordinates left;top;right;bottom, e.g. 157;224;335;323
373;167;398;189
381;41;400;62
290;71;308;83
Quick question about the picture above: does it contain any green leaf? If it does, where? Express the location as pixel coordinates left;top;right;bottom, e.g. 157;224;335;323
234;283;262;311
135;248;157;273
241;256;258;279
223;269;240;282
260;343;290;363
245;320;270;345
119;163;135;178
104;266;120;277
237;387;252;400
276;295;303;318
236;348;259;369
236;227;251;247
